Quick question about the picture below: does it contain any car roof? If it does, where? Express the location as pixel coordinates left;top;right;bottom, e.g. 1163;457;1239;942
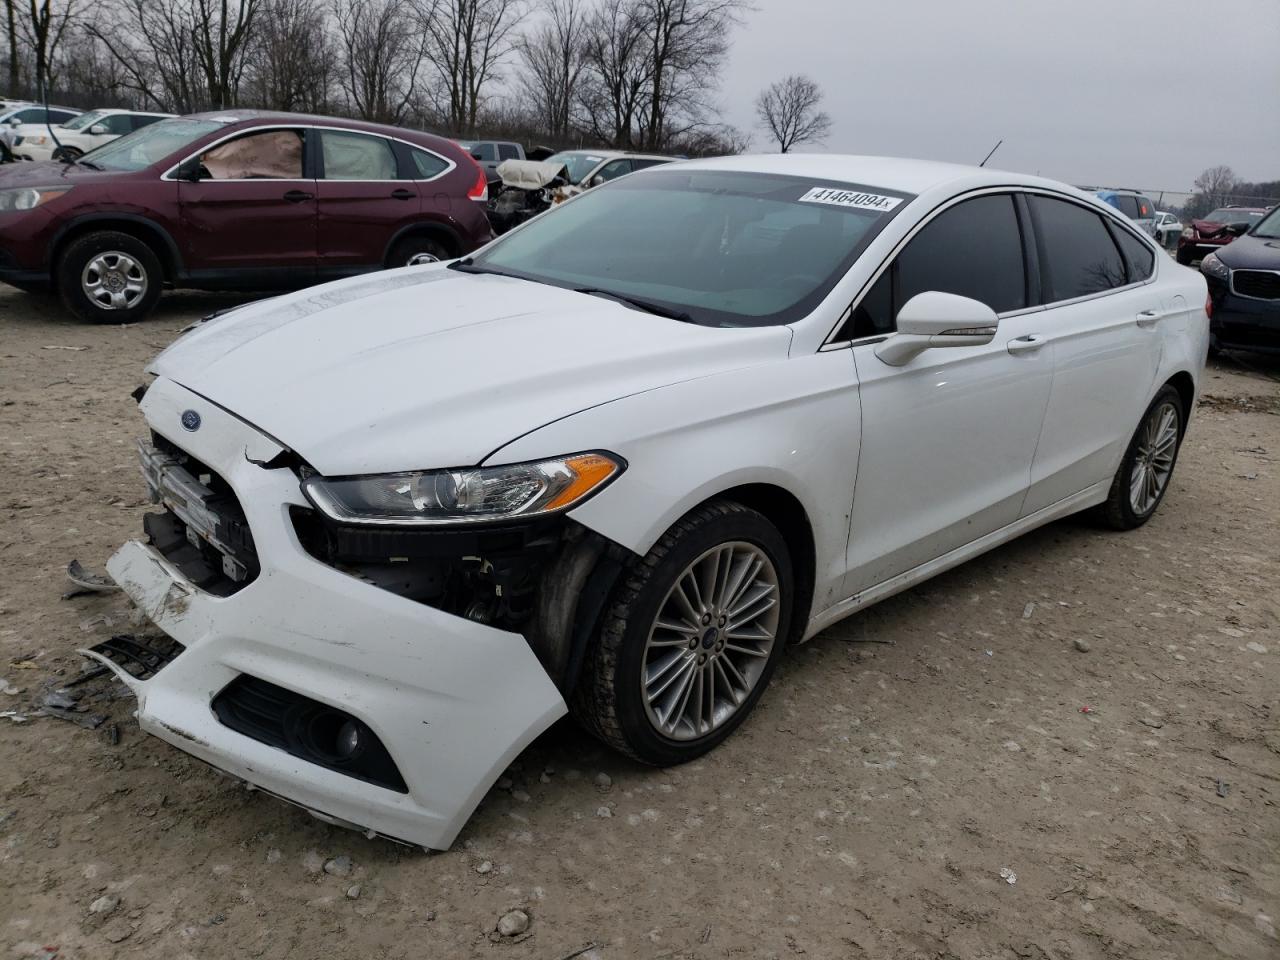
667;153;1077;197
185;110;455;149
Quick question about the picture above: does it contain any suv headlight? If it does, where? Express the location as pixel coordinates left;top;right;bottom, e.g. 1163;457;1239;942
301;452;624;526
1200;252;1230;281
0;185;71;211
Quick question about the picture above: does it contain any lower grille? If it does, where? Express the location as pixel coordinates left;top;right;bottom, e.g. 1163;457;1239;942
1232;270;1280;301
87;634;185;681
212;675;408;794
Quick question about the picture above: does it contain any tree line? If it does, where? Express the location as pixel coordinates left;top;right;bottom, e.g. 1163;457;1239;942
1;0;833;157
1182;165;1279;221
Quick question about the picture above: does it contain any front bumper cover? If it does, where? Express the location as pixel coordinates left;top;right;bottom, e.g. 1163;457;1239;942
98;377;567;849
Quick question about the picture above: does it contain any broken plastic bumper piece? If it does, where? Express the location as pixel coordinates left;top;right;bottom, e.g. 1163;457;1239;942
97;377;567;849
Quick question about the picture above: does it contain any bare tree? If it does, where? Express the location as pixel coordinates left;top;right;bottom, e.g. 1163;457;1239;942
755;74;830;153
422;0;523;136
20;0;80;94
244;0;336;112
517;0;586;142
577;0;649;148
1193;165;1240;209
88;0;259;111
332;0;423;124
5;0;19;92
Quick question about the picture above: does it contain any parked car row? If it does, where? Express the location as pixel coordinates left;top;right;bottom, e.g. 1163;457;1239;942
0;111;492;322
1198;204;1280;355
1176;205;1268;265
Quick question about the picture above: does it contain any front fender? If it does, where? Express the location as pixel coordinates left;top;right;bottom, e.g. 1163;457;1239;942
487;349;862;613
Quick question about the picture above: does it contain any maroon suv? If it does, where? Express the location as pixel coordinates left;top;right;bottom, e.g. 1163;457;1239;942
1175;206;1267;265
0;111;493;322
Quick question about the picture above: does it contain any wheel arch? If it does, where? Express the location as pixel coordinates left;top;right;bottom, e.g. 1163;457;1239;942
383;221;462;266
49;214;183;283
1163;370;1195;435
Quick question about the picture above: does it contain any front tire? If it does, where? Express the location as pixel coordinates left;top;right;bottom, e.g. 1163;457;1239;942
1099;385;1185;530
573;500;792;765
57;231;162;324
387;234;451;268
1175;247;1194;266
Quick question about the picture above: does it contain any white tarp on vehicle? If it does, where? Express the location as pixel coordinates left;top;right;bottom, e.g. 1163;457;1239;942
495;158;569;190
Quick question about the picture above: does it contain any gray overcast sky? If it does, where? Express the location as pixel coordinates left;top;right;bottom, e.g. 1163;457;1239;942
719;0;1280;192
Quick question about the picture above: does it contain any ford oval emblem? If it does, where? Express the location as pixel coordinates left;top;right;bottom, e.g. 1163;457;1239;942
180;409;202;432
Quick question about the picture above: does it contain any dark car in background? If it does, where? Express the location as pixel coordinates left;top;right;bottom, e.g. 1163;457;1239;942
1176;206;1267;265
1199;205;1280;355
0;111;492;323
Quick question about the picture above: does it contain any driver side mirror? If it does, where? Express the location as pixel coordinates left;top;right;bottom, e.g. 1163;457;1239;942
89;123;108;135
588;174;605;188
8;117;22;127
175;156;205;182
875;292;999;366
470;151;483;161
1225;221;1252;236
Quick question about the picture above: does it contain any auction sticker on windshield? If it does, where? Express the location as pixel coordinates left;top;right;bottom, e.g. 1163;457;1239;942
798;187;903;212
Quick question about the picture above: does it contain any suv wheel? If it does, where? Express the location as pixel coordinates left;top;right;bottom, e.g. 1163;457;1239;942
1175;247;1194;266
57;231;162;324
573;500;792;765
388;234;451;268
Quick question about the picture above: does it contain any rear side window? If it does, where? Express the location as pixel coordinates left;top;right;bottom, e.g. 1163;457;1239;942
1112;194;1140;218
847;193;1026;338
631;158;669;171
497;143;520;160
1136;196;1154;219
1109;224;1155;281
409;147;449;179
132;115;164;131
1030;196;1127;301
50;109;77;123
320;130;397;180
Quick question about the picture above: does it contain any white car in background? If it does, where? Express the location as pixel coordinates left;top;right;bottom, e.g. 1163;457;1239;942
12;107;173;161
0;102;80;161
101;155;1208;850
1154;211;1183;248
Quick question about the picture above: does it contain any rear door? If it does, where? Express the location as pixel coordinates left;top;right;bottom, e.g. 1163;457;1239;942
1020;194;1165;514
314;128;423;273
843;192;1054;593
177;126;317;281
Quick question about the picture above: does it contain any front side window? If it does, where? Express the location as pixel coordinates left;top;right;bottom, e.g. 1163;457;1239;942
320;130;396;180
469;170;911;327
594;159;632;183
82;118;223;171
200;129;305;180
847;193;1026;338
545;151;609;185
1030;195;1127;301
101;114;133;135
62;110;108;132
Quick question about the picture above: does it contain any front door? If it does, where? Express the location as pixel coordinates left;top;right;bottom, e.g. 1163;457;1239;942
178;127;317;285
841;192;1054;594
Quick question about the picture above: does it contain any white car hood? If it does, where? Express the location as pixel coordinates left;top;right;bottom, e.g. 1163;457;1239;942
150;267;792;475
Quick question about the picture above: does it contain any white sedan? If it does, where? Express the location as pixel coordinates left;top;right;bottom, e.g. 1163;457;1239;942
12;108;173;161
100;155;1208;850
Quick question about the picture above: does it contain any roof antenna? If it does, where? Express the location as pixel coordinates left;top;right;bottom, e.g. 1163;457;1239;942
978;139;1003;168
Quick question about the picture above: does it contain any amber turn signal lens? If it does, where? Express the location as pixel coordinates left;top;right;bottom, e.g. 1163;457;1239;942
543;453;621;511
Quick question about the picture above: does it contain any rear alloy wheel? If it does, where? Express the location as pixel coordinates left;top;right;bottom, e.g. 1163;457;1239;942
574;500;792;765
388;235;451;268
1100;385;1185;530
57;230;162;324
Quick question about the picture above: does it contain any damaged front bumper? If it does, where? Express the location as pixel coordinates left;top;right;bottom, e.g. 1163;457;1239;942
98;377;567;849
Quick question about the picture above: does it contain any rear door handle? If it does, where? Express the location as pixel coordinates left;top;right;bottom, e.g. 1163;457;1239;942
391;188;415;201
283;189;314;203
1007;333;1047;355
1136;309;1163;327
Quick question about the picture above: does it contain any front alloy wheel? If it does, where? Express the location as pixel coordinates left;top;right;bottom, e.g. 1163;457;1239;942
641;542;781;740
574;500;792;765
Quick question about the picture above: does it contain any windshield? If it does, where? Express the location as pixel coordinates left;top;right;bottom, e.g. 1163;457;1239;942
61;110;108;132
81;118;222;171
1252;207;1280;239
469;170;911;327
545;151;610;185
1205;208;1263;225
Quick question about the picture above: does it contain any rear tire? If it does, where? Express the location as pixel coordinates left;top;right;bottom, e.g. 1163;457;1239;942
1099;385;1185;530
387;234;451;268
572;500;792;766
1175;247;1194;266
57;230;162;324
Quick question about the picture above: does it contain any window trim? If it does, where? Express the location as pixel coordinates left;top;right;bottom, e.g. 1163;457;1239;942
161;123;456;184
822;185;1160;350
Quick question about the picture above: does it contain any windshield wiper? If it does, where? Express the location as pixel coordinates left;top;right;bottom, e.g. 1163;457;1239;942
574;287;696;323
76;159;102;170
447;258;523;280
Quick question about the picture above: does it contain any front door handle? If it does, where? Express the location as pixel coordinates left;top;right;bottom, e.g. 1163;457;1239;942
1007;333;1047;355
1136;309;1162;328
283;189;314;203
391;188;415;200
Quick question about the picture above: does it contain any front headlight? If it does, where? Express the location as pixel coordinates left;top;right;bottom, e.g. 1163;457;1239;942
0;185;71;212
302;452;624;526
1200;252;1230;281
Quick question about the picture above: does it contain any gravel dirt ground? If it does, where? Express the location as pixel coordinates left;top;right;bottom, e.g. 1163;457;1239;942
1;285;1277;960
